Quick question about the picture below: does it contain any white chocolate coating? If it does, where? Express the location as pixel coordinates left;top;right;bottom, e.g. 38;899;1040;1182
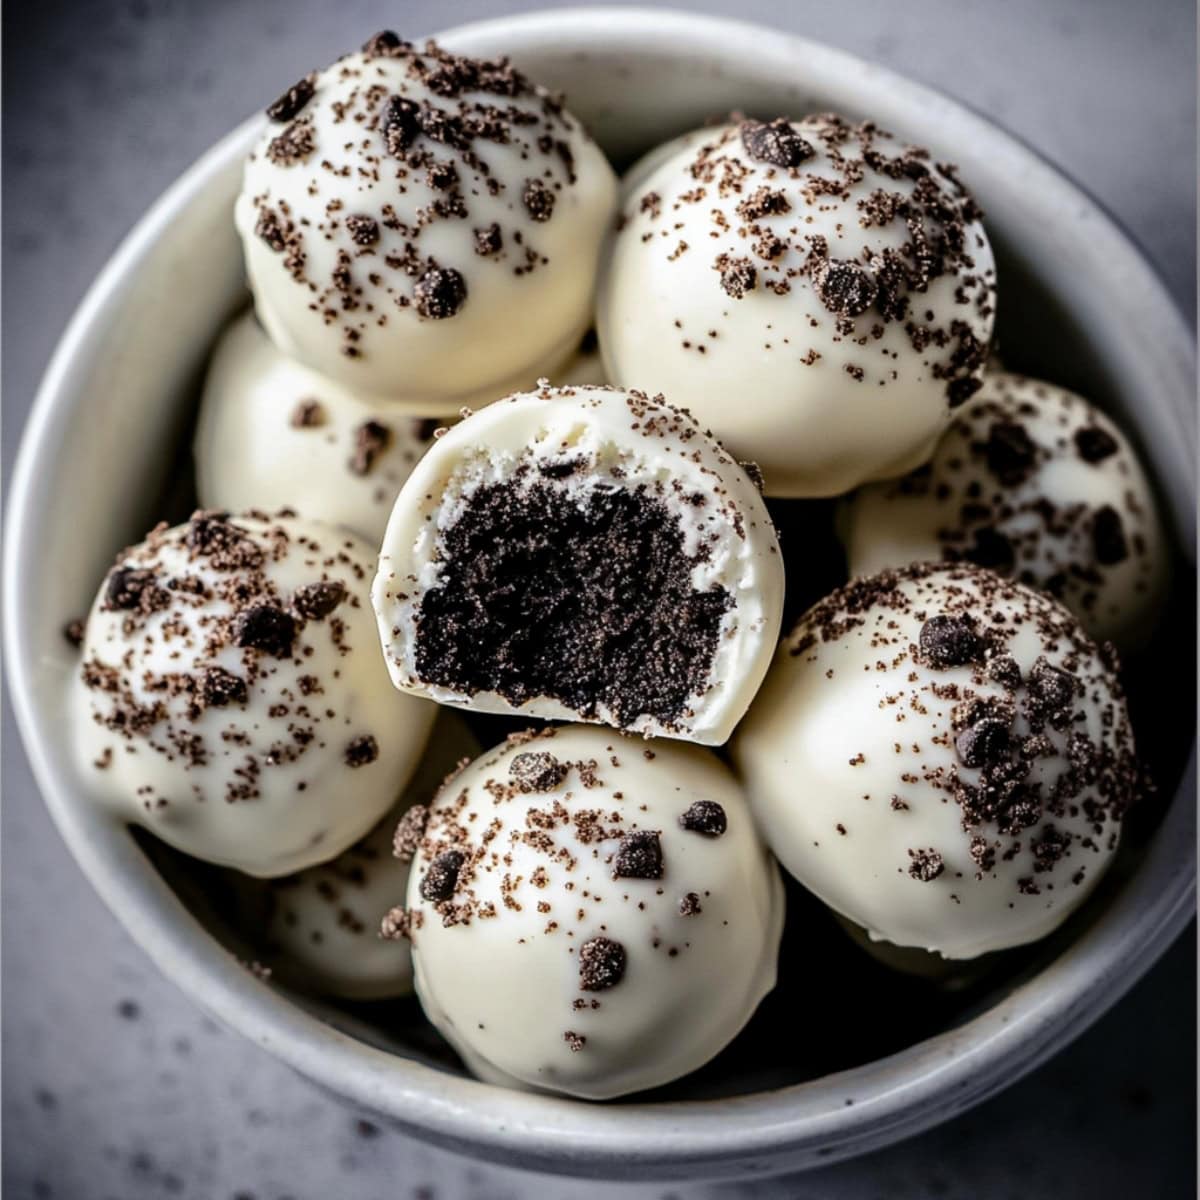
73;512;436;877
235;36;617;409
598;115;997;496
372;385;784;744
838;372;1167;650
405;724;785;1099
233;712;479;999
733;562;1137;959
195;313;437;545
195;316;609;548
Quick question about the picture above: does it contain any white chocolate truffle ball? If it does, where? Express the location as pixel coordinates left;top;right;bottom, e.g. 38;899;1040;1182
74;512;436;876
732;562;1138;959
838;372;1167;650
372;385;784;744
195;313;438;545
403;725;785;1099
233;712;479;999
598;115;997;496
235;33;618;409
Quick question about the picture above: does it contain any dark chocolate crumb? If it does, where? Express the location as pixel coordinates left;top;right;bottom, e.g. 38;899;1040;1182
266;76;314;123
474;223;503;256
679;892;702;916
63;618;86;647
680;800;727;837
718;255;757;299
420;849;466;901
350;420;391;476
919;614;983;669
362;30;403;55
907;848;945;882
740;117;815;167
613;830;664;880
104;567;165;613
344;735;379;768
579;936;626;991
522;178;556;223
290;399;325;428
293;580;346;620
393;804;429;862
955;718;1011;769
414;266;467;319
563;1031;587;1052
199;666;248;708
1092;505;1129;565
1075;425;1119;464
509;751;567;793
382;95;421;157
232;605;296;659
345;214;380;246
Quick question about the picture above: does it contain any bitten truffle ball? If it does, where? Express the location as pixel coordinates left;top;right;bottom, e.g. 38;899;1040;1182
598;114;997;496
73;511;436;876
372;384;784;744
403;725;784;1099
235;33;617;409
838;372;1167;650
733;562;1139;959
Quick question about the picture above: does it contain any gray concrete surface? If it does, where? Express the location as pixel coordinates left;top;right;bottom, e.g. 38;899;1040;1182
3;1;1196;1197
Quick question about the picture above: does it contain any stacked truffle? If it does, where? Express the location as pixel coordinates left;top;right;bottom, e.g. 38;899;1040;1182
67;31;1168;1102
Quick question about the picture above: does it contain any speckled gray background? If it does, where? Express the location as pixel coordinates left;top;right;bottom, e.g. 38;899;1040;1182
3;2;1196;1198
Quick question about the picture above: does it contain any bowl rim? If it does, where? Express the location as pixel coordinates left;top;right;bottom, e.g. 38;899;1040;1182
5;5;1196;1180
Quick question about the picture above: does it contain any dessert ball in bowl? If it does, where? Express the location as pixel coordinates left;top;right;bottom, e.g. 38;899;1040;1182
4;9;1194;1181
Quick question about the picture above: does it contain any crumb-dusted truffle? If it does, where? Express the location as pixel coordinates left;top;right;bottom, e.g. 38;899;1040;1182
405;725;784;1100
234;36;617;407
838;371;1168;651
195;314;441;545
598;114;997;497
732;561;1139;959
230;712;478;999
73;511;436;876
372;384;784;744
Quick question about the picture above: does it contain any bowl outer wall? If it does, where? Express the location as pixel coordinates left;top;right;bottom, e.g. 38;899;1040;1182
4;6;1195;1181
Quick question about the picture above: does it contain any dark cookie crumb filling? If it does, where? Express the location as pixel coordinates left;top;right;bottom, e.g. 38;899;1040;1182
680;800;727;837
578;936;626;991
413;480;732;729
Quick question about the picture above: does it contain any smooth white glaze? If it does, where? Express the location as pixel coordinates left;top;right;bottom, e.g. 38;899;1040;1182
372;384;784;744
598;116;997;497
733;562;1137;959
235;37;617;409
838;371;1167;650
406;724;785;1099
74;512;436;876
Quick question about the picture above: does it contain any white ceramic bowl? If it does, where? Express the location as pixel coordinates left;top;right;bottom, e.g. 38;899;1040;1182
5;8;1195;1181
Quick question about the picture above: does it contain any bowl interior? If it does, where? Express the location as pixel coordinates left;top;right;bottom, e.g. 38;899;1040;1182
7;8;1195;1180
